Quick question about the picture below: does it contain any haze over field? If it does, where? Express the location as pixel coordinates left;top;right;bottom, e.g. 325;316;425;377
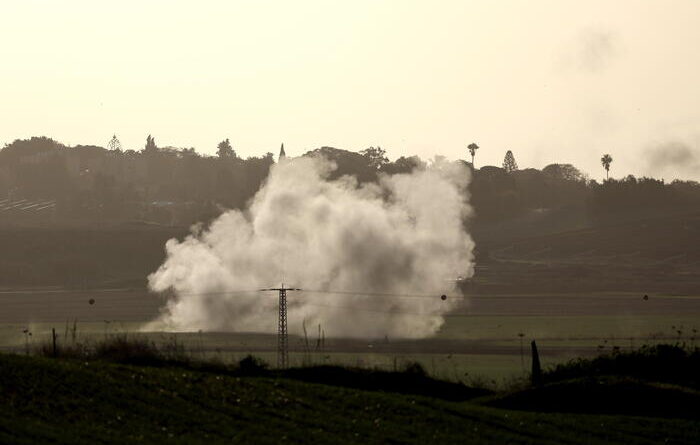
2;1;700;180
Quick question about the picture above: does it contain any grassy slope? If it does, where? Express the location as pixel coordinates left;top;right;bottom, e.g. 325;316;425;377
0;354;697;444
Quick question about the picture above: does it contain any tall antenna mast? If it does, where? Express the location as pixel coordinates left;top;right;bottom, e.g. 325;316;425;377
260;284;301;368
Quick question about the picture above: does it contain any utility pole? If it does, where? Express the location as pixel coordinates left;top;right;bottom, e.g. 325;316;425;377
260;284;301;368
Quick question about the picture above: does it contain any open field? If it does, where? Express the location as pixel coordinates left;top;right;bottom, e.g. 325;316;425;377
471;211;700;294
1;215;698;384
1;287;697;385
2;287;697;324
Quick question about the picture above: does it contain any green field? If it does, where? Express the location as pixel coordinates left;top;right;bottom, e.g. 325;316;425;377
1;308;696;388
0;352;697;444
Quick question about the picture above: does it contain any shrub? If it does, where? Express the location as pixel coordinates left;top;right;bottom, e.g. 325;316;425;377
403;361;427;376
543;344;700;388
93;335;162;364
238;355;268;375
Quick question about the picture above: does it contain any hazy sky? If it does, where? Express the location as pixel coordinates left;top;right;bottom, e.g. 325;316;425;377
1;1;699;180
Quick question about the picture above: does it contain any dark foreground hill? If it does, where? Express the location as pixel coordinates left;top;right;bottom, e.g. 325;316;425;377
0;354;698;444
484;344;700;421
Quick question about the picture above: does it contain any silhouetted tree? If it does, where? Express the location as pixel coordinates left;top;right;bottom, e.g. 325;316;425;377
503;150;518;173
107;134;122;152
601;154;613;179
0;136;64;160
467;142;479;167
381;155;426;175
217;138;236;159
470;165;520;221
542;163;586;182
304;146;376;182
144;135;157;153
360;146;389;170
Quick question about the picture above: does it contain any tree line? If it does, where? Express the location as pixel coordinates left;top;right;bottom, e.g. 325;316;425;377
0;136;698;226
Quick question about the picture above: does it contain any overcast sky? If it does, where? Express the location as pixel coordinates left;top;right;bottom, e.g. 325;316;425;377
1;1;699;180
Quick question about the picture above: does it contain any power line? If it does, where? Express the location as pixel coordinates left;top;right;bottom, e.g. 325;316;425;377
164;288;462;300
288;302;473;317
302;289;465;300
0;287;463;300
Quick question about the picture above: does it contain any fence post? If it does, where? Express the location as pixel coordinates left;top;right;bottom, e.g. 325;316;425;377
52;328;57;357
531;340;542;387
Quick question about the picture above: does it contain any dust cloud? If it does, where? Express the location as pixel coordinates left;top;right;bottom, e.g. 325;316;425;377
146;156;475;338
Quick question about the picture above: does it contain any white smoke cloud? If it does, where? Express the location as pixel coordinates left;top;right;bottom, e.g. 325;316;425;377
146;156;475;338
559;27;620;74
577;28;618;73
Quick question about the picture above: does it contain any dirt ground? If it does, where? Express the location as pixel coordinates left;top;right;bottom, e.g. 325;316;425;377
2;288;697;323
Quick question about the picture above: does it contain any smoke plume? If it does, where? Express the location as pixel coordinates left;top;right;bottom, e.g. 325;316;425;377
146;156;475;338
559;27;620;74
645;141;700;180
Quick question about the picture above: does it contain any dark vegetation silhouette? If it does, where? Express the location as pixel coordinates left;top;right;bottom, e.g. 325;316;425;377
467;142;479;166
359;146;389;170
0;136;273;225
107;135;121;152
2;136;697;227
502;150;518;173
33;334;488;401
543;343;700;388
28;332;700;419
3;352;692;445
216;138;237;159
487;344;700;419
601;153;613;179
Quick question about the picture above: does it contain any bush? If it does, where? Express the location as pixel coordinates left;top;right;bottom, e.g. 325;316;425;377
402;361;427;376
93;335;162;364
237;355;268;375
37;333;194;366
39;341;90;359
543;344;700;388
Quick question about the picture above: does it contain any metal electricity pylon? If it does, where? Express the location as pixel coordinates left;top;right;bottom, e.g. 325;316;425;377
260;284;301;368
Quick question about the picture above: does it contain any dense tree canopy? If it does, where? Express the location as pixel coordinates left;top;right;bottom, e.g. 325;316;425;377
1;137;698;227
359;146;389;170
217;139;237;159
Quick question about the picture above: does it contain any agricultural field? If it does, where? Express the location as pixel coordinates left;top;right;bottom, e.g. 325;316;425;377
1;214;698;384
1;286;697;386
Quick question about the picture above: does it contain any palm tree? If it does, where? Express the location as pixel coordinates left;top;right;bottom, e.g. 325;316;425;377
601;154;613;179
467;143;479;167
